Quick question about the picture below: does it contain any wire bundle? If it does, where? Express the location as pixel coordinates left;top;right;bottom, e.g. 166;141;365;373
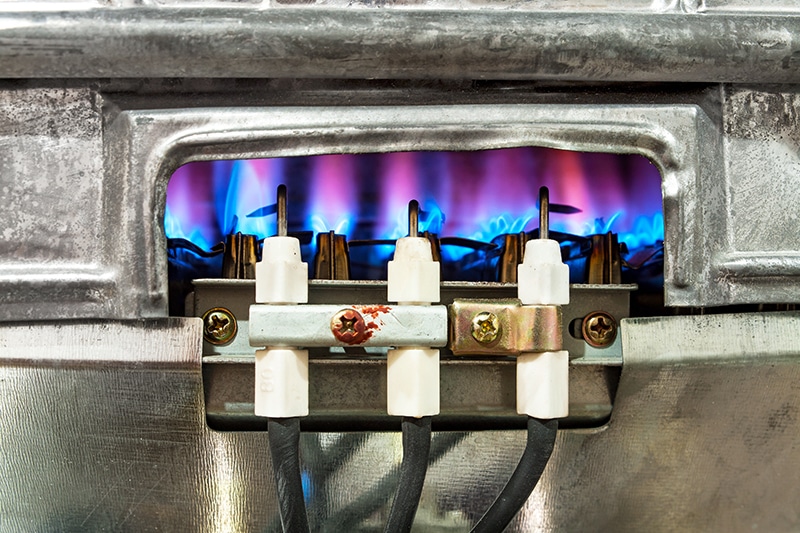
261;189;561;533
267;417;558;533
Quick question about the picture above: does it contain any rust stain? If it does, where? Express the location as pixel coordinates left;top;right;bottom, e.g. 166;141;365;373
333;305;390;344
355;304;391;319
331;308;368;345
363;320;380;341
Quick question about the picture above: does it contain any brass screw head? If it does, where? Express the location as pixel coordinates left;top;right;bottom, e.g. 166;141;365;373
471;311;501;344
582;311;617;348
331;308;367;345
202;307;237;346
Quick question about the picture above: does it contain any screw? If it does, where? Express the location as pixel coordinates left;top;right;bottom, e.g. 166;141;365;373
582;311;617;348
203;307;237;345
331;308;367;345
471;312;501;344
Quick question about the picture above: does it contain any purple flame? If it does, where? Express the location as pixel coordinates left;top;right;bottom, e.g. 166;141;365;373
165;147;664;259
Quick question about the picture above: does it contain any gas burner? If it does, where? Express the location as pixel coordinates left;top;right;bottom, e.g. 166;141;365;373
166;147;663;279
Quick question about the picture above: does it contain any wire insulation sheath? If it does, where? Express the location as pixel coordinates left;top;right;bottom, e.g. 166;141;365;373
268;417;310;533
384;416;433;533
470;418;558;533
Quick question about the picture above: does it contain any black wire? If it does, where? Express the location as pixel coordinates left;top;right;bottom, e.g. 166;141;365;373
470;418;558;533
384;416;433;533
268;417;310;533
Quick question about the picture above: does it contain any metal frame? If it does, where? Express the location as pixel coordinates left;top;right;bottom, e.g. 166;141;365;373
112;102;710;317
191;280;632;361
2;4;800;530
0;84;798;318
196;280;626;428
0;8;798;82
3;313;800;530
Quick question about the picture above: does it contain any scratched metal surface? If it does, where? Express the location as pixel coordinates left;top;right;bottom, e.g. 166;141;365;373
2;81;800;320
0;7;798;81
2;314;800;531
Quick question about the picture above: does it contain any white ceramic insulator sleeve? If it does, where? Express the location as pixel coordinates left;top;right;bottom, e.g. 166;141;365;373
255;236;308;304
387;347;440;417
387;237;440;305
517;239;569;306
516;350;569;419
254;348;309;418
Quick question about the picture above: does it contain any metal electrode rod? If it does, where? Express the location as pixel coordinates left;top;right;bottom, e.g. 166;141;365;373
538;186;549;240
277;184;288;237
408;199;420;238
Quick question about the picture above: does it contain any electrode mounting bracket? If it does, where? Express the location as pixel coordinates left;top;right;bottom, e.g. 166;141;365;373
250;303;448;348
448;298;562;356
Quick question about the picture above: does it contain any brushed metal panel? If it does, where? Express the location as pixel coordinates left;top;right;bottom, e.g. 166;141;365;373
0;88;116;319
3;315;800;530
0;9;798;82
1;86;798;317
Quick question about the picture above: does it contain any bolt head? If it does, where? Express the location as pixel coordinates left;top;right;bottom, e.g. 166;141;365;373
331;308;367;345
471;311;501;344
202;307;237;346
582;311;617;348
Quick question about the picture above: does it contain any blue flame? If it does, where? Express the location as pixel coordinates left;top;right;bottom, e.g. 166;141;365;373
619;212;664;250
384;200;447;239
164;203;215;251
219;160;270;238
420;202;446;235
585;212;622;235
166;148;665;278
310;214;352;236
467;210;537;242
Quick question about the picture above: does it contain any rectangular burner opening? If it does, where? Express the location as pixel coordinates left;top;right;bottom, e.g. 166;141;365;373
165;147;664;315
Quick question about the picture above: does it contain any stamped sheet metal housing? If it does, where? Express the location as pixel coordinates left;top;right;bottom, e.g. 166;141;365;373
2;83;800;320
3;314;800;531
0;6;799;82
2;3;800;532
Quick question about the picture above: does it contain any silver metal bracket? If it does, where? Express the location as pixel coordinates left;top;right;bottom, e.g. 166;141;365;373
249;303;448;348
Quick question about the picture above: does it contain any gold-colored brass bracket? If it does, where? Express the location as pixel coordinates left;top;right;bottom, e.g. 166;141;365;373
448;298;562;356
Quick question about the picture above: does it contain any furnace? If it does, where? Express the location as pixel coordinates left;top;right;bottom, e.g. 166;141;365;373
2;3;800;532
169;147;660;436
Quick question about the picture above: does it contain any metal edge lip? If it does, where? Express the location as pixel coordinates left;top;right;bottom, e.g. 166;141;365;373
0;9;799;82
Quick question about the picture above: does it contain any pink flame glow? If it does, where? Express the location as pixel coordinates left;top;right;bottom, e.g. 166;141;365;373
308;154;356;236
165;147;663;255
